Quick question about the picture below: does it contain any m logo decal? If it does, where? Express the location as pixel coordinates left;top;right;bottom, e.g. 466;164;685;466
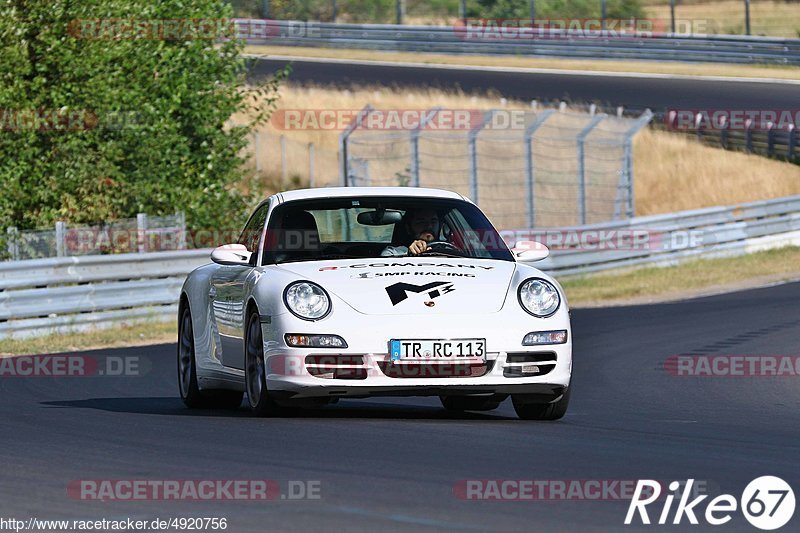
385;281;456;306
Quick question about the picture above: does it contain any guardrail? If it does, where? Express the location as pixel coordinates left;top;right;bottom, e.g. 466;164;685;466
249;20;800;65
521;194;800;275
0;250;210;339
1;194;799;339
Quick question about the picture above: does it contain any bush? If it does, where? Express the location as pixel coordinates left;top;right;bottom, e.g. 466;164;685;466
0;0;283;236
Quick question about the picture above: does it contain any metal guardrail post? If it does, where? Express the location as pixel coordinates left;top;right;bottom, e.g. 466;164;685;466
253;131;261;176
410;107;442;188
137;213;148;254
745;119;754;152
670;0;676;33
468;111;495;204
615;110;653;220
308;143;315;187
720;117;729;149
339;104;373;187
6;227;19;261
788;125;796;160
177;212;187;250
55;221;65;257
767;123;776;157
576;114;607;225
601;0;607;30
745;0;751;36
523;110;555;229
280;134;287;186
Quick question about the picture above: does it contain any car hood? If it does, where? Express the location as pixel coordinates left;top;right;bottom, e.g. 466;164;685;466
275;257;517;315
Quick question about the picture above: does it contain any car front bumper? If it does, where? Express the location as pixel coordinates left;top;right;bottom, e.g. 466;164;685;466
263;347;571;400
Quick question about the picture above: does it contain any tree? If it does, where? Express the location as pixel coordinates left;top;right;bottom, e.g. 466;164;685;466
0;0;284;238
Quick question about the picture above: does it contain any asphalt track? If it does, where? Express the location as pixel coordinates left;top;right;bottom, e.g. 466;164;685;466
247;56;800;112
2;281;799;532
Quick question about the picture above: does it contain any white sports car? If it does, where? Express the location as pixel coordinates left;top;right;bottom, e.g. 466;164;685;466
178;187;572;420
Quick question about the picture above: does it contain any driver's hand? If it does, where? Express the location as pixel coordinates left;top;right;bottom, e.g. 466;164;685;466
408;239;429;255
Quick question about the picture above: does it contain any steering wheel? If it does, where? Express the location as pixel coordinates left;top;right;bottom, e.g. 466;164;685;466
422;241;462;254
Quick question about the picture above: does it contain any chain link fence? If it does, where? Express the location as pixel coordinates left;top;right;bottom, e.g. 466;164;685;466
4;213;186;261
340;106;652;228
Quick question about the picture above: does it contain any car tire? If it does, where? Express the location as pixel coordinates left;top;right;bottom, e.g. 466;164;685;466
512;387;570;421
439;394;504;412
245;311;281;417
178;305;243;409
177;306;205;408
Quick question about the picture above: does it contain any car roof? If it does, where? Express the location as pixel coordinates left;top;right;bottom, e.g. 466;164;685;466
275;187;468;204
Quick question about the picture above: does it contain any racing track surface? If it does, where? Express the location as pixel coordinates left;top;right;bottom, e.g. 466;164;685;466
248;56;800;113
1;281;799;532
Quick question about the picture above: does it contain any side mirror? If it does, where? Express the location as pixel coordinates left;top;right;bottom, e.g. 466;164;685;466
211;243;252;266
512;241;549;262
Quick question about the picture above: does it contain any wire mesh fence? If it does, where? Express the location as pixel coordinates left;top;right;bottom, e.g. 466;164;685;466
249;129;339;187
341;106;652;228
4;213;186;261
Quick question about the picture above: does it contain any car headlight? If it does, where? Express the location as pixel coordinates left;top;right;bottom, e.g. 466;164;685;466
518;278;561;317
283;281;331;320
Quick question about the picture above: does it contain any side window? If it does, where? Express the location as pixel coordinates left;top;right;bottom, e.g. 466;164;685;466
238;204;269;254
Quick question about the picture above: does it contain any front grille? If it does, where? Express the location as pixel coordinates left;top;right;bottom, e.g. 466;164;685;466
305;354;368;380
506;352;557;363
378;361;493;379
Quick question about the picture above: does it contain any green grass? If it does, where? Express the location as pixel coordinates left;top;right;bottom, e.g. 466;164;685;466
561;245;800;305
0;321;177;357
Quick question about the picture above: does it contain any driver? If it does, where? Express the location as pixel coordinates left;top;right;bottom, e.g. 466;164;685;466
381;208;442;257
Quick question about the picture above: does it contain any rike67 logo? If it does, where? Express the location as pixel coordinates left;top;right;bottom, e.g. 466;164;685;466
625;477;795;530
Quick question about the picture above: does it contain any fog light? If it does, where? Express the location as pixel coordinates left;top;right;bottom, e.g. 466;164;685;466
521;364;540;374
285;334;348;348
522;330;567;346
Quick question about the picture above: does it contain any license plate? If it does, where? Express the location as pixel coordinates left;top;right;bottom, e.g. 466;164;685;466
389;339;486;361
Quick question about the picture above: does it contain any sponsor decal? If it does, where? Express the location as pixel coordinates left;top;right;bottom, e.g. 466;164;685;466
385;281;456;306
319;263;494;271
350;271;476;279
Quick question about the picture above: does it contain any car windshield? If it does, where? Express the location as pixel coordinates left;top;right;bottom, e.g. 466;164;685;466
262;196;514;264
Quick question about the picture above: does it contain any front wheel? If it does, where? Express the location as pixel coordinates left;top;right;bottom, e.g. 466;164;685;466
245;312;281;416
512;387;570;420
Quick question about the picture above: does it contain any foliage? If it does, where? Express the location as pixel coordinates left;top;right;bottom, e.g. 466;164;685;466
0;0;285;237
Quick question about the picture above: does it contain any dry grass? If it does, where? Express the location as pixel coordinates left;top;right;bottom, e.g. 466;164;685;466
246;84;800;219
634;128;800;215
562;245;800;306
244;45;800;81
645;0;800;38
0;321;177;357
